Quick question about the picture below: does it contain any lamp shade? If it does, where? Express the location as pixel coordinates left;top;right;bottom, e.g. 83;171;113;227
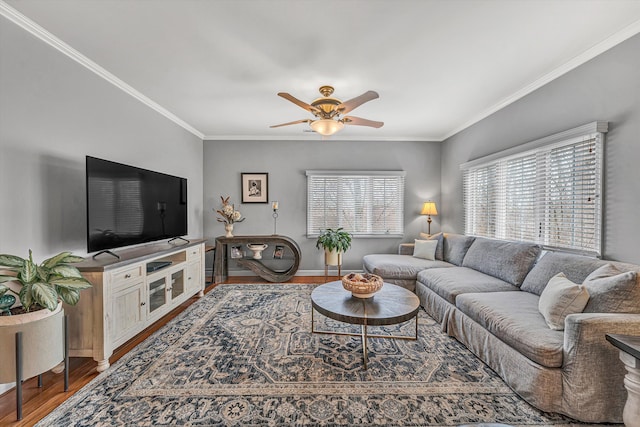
421;201;438;216
310;119;344;136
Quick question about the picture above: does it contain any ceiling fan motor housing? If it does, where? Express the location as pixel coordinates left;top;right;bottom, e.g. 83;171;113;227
311;97;342;118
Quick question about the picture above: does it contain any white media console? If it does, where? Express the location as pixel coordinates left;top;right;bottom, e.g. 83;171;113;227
67;240;206;371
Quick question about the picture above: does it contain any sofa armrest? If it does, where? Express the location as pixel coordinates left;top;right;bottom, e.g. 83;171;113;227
399;243;414;255
561;313;640;422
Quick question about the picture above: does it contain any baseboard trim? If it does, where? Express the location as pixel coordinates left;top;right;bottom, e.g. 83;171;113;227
206;269;363;277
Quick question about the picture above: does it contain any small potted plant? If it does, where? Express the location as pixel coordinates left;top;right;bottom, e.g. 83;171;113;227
0;250;92;316
315;228;352;266
0;250;92;395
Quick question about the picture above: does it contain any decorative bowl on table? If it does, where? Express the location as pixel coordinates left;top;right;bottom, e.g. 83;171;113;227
246;243;268;259
341;273;383;298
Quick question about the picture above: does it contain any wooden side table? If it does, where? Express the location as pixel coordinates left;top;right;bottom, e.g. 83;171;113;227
205;245;215;284
606;333;640;427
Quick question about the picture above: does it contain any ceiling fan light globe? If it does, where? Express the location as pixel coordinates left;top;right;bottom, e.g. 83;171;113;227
310;119;344;136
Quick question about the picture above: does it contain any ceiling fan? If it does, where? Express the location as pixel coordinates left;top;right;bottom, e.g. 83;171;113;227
270;85;384;136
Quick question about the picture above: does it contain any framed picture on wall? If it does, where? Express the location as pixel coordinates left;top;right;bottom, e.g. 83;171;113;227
241;173;268;203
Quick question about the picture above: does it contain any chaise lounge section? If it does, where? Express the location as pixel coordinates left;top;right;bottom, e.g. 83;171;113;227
363;233;640;423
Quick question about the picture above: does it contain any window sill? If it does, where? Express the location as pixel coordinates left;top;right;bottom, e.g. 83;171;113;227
307;234;403;239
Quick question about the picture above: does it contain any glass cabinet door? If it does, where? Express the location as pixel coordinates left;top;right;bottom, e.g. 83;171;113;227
171;270;184;300
148;277;167;313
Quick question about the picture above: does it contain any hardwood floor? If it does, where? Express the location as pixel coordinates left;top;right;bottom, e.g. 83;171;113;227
0;276;327;426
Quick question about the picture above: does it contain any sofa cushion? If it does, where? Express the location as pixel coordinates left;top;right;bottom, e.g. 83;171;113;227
413;239;438;260
521;251;605;296
462;238;541;286
398;243;414;256
419;232;444;260
456;291;564;367
538;273;590;330
442;234;475;266
362;254;452;280
417;266;519;304
583;264;640;313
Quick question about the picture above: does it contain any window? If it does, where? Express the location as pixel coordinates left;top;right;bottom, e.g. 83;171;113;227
306;170;405;237
462;122;607;256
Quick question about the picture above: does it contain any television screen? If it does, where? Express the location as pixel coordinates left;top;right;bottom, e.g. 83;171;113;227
86;156;187;253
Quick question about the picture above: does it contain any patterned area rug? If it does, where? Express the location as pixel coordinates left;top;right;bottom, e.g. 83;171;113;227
37;284;586;426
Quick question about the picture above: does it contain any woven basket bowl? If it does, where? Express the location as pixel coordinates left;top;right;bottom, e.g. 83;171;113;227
341;273;384;298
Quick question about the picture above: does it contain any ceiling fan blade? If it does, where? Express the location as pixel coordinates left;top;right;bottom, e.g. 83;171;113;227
277;92;321;114
343;116;384;128
269;119;312;128
336;91;379;114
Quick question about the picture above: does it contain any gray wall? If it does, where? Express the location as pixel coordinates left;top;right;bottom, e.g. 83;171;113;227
0;16;204;258
441;33;640;264
204;139;441;271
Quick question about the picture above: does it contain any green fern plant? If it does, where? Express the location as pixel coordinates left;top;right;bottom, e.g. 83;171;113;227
0;250;92;312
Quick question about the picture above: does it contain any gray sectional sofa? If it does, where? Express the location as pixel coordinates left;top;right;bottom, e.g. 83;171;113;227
362;233;640;423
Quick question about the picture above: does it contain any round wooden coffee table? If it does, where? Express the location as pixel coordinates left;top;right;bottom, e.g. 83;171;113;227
311;281;420;369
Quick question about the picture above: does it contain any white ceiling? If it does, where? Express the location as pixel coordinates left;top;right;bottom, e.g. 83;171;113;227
3;0;640;141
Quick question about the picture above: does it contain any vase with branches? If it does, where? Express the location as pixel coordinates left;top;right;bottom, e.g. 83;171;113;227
215;196;245;237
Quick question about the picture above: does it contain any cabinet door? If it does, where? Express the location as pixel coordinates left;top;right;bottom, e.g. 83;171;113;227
148;276;168;315
186;261;202;294
170;269;185;301
111;281;145;347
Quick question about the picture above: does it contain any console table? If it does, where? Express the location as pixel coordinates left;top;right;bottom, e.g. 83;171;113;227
214;235;301;283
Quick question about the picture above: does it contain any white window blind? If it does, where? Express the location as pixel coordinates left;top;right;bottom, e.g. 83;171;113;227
462;122;607;256
306;170;405;237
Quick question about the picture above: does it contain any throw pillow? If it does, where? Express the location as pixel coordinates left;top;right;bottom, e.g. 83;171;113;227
418;232;444;260
413;239;438;261
582;264;639;313
442;234;476;266
538;273;590;330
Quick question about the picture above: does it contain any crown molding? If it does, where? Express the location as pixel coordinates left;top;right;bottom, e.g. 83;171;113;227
441;18;640;142
202;134;437;142
0;1;205;140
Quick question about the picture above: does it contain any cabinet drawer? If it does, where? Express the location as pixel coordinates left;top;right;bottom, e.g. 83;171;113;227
111;265;143;284
187;245;202;261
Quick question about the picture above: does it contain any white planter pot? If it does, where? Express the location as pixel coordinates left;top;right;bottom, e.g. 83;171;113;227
0;302;65;383
324;249;343;266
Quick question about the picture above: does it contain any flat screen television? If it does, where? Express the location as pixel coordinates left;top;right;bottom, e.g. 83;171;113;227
86;156;187;254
